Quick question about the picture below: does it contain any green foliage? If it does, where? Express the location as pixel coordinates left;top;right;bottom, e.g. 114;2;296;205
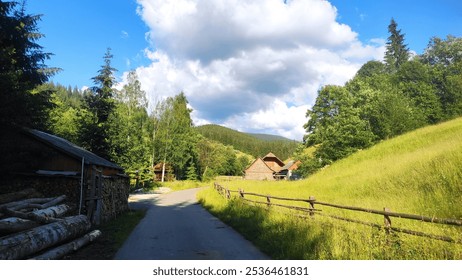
42;83;84;143
196;136;253;179
196;124;299;160
304;85;375;164
0;1;57;130
152;93;199;180
108;71;152;185
185;161;199;181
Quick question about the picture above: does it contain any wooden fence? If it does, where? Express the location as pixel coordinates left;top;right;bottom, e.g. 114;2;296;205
213;182;462;244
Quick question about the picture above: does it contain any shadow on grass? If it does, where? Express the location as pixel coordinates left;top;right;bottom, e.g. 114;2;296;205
200;197;334;260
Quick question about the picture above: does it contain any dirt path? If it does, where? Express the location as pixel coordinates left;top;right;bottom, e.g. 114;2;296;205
114;188;269;260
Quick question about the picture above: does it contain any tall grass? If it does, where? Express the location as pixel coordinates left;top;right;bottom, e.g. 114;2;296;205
198;117;462;259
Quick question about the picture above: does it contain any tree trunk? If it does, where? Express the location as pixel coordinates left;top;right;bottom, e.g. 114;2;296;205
0;188;37;205
0;218;39;235
30;230;102;260
32;204;70;218
0;215;91;260
0;204;71;235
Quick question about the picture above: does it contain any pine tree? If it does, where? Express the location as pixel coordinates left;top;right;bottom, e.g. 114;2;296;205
0;1;58;129
384;18;410;72
79;48;117;159
186;161;198;181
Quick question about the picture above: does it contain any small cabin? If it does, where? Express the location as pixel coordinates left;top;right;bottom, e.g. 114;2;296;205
244;152;285;180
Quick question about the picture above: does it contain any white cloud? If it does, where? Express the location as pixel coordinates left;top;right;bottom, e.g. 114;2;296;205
121;30;129;39
131;0;385;140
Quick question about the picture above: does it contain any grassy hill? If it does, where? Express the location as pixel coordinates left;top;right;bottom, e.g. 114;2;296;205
195;124;299;159
198;117;462;259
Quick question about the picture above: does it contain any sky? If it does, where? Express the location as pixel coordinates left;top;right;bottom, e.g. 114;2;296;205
27;0;462;141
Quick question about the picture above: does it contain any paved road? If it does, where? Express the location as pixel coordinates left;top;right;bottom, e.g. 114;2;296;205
114;188;269;260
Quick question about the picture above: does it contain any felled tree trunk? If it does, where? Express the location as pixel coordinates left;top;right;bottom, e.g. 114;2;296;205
0;218;38;235
30;230;102;260
0;215;91;260
0;204;71;235
0;188;37;205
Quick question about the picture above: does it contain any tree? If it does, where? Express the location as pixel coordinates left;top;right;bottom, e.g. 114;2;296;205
44;83;83;143
109;71;152;181
421;35;462;66
384;18;410;72
0;1;57;130
396;60;443;124
79;48;117;159
304;85;375;164
355;60;387;79
185;161;199;181
152;93;199;180
420;36;462;118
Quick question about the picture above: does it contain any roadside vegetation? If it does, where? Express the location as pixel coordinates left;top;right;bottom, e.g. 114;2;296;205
65;209;146;259
198;117;462;259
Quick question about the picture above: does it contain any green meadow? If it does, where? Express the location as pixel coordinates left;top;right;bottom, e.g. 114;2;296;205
198;117;462;259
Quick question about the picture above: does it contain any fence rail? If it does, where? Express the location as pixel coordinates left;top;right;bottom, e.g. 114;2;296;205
213;182;462;244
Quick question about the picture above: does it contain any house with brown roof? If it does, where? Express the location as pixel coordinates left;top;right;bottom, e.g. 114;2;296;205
244;152;285;180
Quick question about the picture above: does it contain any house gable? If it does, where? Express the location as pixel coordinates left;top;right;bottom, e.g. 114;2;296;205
262;152;285;172
244;158;275;180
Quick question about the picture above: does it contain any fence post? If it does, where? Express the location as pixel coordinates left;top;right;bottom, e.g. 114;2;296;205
309;196;316;217
238;188;244;199
266;195;271;207
226;188;231;200
384;207;392;234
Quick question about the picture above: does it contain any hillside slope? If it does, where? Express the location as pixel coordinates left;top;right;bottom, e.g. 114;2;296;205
224;117;462;218
201;117;462;259
195;124;299;159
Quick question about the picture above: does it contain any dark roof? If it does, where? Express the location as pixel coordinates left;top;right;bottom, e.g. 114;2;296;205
280;160;295;170
25;129;123;170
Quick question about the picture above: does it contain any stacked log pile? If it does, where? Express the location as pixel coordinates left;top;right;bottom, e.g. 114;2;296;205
0;189;101;260
100;176;130;222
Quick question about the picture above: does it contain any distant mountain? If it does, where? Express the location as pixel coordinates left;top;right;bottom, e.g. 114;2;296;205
195;124;300;160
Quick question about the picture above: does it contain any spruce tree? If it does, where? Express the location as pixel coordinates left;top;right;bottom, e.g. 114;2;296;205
0;1;57;129
384;18;410;72
79;48;117;159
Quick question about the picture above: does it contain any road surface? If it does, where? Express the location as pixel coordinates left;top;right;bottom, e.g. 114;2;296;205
114;188;269;260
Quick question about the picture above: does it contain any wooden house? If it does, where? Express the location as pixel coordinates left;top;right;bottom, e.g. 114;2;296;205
0;127;129;224
275;160;301;180
152;162;175;182
244;152;285;180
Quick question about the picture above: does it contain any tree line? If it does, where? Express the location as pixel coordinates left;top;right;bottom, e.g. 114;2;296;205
195;124;299;160
296;19;462;177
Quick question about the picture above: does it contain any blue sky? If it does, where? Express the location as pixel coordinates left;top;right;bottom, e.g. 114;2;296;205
27;0;462;140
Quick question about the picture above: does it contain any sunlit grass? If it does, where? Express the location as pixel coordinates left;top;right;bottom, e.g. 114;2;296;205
198;117;462;259
161;180;206;191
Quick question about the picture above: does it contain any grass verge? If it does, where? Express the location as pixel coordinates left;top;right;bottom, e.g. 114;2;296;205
64;209;146;260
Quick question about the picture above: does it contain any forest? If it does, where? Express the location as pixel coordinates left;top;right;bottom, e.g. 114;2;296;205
2;1;462;185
